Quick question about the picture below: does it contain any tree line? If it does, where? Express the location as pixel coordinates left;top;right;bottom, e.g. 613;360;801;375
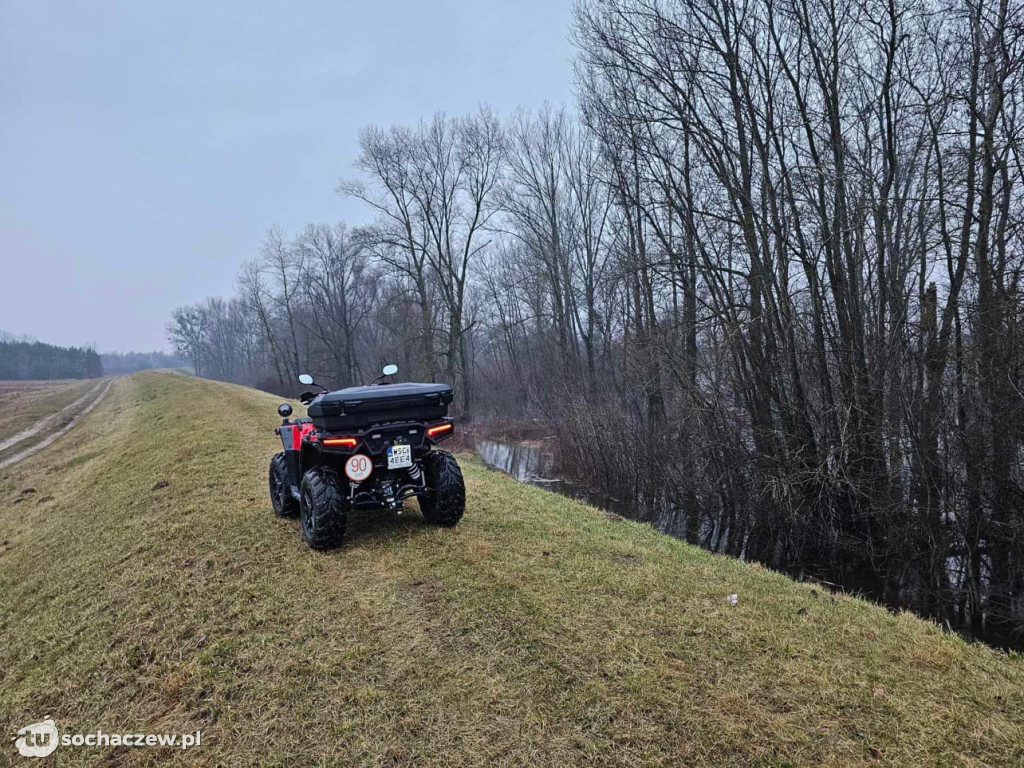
170;0;1024;647
0;339;103;380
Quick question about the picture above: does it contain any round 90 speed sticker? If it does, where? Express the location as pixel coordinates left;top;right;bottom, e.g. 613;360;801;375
345;454;373;482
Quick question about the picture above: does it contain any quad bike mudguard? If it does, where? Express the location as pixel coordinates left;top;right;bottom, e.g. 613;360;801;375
275;420;316;497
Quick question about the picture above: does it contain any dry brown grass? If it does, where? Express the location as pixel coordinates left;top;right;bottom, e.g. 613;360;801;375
0;372;1021;766
0;379;98;444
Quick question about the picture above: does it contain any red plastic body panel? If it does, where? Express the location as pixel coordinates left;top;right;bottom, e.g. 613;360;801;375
279;422;317;452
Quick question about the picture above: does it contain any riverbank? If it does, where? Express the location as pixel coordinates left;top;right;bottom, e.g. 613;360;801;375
2;372;1023;765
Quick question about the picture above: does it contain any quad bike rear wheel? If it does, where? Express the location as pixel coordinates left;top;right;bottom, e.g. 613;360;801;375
420;449;465;526
269;452;298;518
300;466;347;550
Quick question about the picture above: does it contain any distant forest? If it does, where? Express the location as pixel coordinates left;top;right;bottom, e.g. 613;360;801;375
100;351;184;375
0;339;103;380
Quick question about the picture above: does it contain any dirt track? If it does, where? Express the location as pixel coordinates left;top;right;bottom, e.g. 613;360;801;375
0;378;113;471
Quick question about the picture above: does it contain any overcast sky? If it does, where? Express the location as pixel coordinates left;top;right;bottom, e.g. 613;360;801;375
0;1;575;352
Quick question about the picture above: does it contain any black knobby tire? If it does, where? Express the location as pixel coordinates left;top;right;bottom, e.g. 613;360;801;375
420;450;465;526
269;452;298;518
300;466;347;550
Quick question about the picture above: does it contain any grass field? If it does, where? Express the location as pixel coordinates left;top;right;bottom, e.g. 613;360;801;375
0;372;1022;766
0;379;99;443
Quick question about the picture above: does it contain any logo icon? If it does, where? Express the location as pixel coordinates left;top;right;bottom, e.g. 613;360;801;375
13;718;59;758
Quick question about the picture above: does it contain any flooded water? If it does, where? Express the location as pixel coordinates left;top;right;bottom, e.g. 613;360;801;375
475;436;747;557
475;436;671;530
474;437;552;484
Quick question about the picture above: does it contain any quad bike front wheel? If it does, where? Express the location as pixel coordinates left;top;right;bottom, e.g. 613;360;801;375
300;466;347;550
269;452;298;518
420;449;465;526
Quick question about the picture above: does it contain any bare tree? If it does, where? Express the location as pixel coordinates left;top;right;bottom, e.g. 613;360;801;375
342;109;504;415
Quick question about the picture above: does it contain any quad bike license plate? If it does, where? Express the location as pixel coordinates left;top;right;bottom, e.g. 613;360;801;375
387;443;412;469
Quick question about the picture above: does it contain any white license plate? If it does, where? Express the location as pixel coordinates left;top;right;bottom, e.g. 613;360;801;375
387;444;412;469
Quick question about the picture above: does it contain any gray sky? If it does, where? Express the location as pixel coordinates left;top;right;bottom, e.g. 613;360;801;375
0;1;575;352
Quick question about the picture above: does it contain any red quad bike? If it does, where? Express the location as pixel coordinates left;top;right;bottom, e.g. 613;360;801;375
269;364;465;550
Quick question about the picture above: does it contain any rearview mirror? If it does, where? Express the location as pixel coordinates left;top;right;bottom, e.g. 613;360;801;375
298;373;314;385
382;364;398;377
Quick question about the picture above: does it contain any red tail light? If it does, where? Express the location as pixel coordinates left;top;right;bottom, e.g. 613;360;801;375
322;437;357;448
427;423;453;438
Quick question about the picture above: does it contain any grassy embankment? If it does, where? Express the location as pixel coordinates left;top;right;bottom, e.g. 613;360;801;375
0;372;1022;766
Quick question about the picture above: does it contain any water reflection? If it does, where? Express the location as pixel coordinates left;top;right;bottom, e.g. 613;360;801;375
474;437;550;483
476;436;658;527
476;437;746;556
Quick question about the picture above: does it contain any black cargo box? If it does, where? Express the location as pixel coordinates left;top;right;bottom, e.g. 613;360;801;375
306;382;453;432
